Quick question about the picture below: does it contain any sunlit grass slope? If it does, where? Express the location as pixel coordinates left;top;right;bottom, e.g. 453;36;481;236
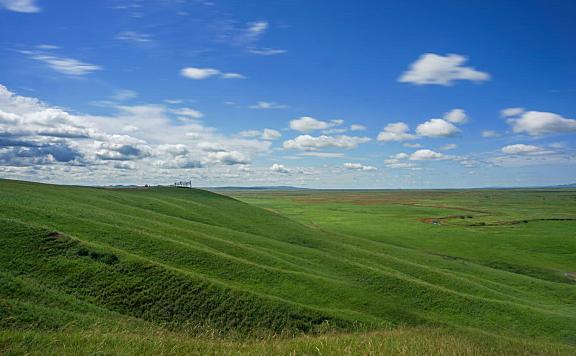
1;179;575;354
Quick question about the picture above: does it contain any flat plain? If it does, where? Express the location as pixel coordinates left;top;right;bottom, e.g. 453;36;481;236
1;179;575;355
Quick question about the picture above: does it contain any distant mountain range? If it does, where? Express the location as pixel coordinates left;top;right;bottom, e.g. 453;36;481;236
542;183;576;189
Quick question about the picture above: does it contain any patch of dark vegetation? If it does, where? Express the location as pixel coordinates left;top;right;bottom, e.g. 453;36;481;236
469;218;576;227
423;215;576;227
46;231;62;239
428;252;464;261
77;247;118;265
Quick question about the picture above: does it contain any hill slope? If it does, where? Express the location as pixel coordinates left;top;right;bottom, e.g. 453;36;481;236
1;179;575;353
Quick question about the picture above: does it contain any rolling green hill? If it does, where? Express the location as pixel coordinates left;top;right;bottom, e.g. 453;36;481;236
1;179;575;355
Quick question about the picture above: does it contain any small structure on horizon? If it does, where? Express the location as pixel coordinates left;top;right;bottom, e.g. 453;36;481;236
174;181;192;188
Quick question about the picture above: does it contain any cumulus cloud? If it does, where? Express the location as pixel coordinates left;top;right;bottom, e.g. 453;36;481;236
500;107;525;118
343;162;377;171
249;101;287;109
180;67;245;80
270;163;289;173
239;128;281;140
205;150;249;165
384;153;418;169
443;109;468;124
377;122;416;142
501;144;550;155
180;67;220;79
0;84;272;174
94;136;150;161
409;149;445;160
506;111;576;136
399;53;489;86
283;135;370;151
262;128;281;140
0;0;40;13
289;117;343;132
416;119;460;138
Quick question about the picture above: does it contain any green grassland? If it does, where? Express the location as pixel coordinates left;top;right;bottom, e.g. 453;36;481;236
1;179;575;355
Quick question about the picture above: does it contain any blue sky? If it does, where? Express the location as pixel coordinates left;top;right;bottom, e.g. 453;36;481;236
0;0;575;188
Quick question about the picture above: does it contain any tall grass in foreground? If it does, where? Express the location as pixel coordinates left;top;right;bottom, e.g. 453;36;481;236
1;326;573;355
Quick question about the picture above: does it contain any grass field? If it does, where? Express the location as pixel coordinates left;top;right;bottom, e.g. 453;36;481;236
1;179;575;355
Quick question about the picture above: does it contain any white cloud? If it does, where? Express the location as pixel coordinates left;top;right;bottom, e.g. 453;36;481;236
0;0;40;13
29;53;102;76
220;72;246;79
239;128;281;140
350;124;366;131
113;161;136;170
343;162;377;171
416;118;460;138
481;130;499;138
299;152;344;158
377;122;417;142
403;142;422;148
171;107;204;119
501;144;550;155
248;48;287;56
399;53;490;86
180;67;220;80
245;21;269;41
384;153;418;169
205;150;249;165
289;117;343;132
111;89;138;101
115;31;153;43
249;101;287;109
262;128;281;140
500;107;525;118
238;130;260;138
388;162;418;169
0;84;273;173
222;20;286;57
507;111;576;136
440;143;457;151
36;44;59;50
180;67;245;80
444;108;468;124
283;135;370;151
410;149;445;161
270;163;289;173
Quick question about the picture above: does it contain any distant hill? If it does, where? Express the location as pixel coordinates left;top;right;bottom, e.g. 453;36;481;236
543;182;576;189
206;185;309;191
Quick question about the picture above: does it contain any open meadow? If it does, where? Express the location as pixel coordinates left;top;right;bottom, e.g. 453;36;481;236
1;179;575;355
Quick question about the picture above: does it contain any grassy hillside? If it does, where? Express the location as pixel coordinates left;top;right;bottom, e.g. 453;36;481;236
1;179;575;354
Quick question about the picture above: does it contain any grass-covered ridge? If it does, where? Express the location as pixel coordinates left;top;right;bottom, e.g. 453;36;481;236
1;179;575;354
